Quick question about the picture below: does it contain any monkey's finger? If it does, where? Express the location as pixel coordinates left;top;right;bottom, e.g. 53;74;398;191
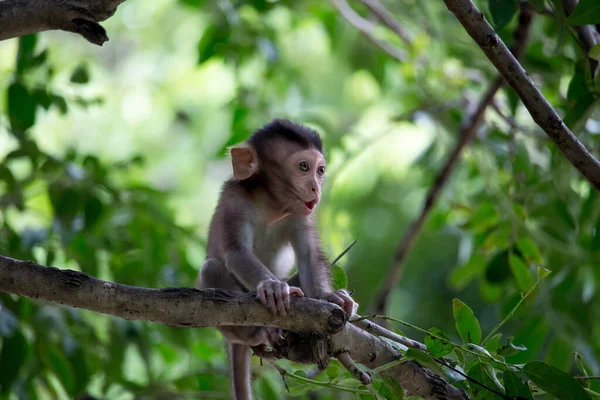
274;285;287;316
281;283;291;314
258;287;268;307
326;294;347;311
266;289;278;315
336;292;355;315
289;286;305;297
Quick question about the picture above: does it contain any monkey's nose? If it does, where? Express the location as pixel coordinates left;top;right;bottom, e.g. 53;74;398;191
311;186;317;192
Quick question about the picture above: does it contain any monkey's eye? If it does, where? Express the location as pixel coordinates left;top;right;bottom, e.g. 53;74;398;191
317;166;325;176
298;161;309;172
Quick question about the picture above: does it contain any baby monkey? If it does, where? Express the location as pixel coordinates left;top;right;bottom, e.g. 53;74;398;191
197;119;355;400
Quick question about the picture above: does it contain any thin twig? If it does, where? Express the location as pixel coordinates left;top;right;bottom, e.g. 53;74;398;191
361;0;413;45
436;359;512;400
332;0;407;62
330;237;358;266
268;360;291;394
444;0;600;189
352;314;427;350
372;4;535;315
577;376;600;381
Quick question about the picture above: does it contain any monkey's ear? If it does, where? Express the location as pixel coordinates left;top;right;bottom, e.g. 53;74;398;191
231;144;258;180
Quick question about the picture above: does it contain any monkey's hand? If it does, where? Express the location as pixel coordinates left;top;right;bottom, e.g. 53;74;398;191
257;279;304;316
321;290;357;316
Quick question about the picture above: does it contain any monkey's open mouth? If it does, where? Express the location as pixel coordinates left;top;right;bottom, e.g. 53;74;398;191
304;200;317;210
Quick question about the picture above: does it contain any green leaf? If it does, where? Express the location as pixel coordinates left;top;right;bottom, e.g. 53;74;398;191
331;265;348;290
506;317;548;363
8;82;37;135
523;361;591;400
325;364;339;379
51;94;68;114
567;0;600;25
487;0;519;31
40;345;76;395
515;237;542;264
197;23;230;64
381;376;404;399
425;328;454;358
49;184;82;224
551;0;568;54
294;370;308;379
545;337;572;372
563;94;597;129
453;299;482;344
529;0;546;12
509;254;535;292
0;332;29;394
503;370;533;400
485;333;502;353
405;348;444;376
70;63;90;84
467;203;499;233
537;267;551;278
590;44;600;61
497;337;527;357
257;376;278;400
84;195;104;229
179;0;208;8
16;34;38;76
506;89;520;116
468;362;505;400
449;253;486;290
593;218;600;250
486;250;511;283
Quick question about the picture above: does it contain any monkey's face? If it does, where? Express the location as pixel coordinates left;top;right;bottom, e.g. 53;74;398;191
283;148;326;216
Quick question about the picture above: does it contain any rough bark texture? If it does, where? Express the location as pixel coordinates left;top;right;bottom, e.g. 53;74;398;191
0;0;127;45
443;0;600;191
329;325;467;400
0;255;346;333
0;254;468;400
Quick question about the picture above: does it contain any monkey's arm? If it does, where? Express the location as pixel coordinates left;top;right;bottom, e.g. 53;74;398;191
225;249;278;289
290;218;355;314
222;215;303;316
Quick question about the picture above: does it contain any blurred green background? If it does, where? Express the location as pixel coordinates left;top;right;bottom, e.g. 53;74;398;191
1;0;599;398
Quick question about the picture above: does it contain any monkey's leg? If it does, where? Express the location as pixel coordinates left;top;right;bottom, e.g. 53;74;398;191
230;343;252;400
198;259;278;346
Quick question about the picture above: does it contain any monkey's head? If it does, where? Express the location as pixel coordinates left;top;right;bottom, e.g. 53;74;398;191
231;119;326;217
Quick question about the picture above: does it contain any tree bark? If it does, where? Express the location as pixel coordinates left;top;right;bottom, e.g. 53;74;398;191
0;254;468;400
443;0;600;191
0;0;127;45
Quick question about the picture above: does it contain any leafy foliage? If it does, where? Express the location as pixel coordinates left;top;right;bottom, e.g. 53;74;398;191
1;0;600;398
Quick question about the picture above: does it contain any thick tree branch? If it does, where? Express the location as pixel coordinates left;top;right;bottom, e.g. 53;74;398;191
0;255;346;333
0;254;468;400
373;5;534;315
0;0;127;45
443;0;600;190
332;0;407;62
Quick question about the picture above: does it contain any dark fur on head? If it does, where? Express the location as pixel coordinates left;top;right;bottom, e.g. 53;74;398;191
248;119;323;159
